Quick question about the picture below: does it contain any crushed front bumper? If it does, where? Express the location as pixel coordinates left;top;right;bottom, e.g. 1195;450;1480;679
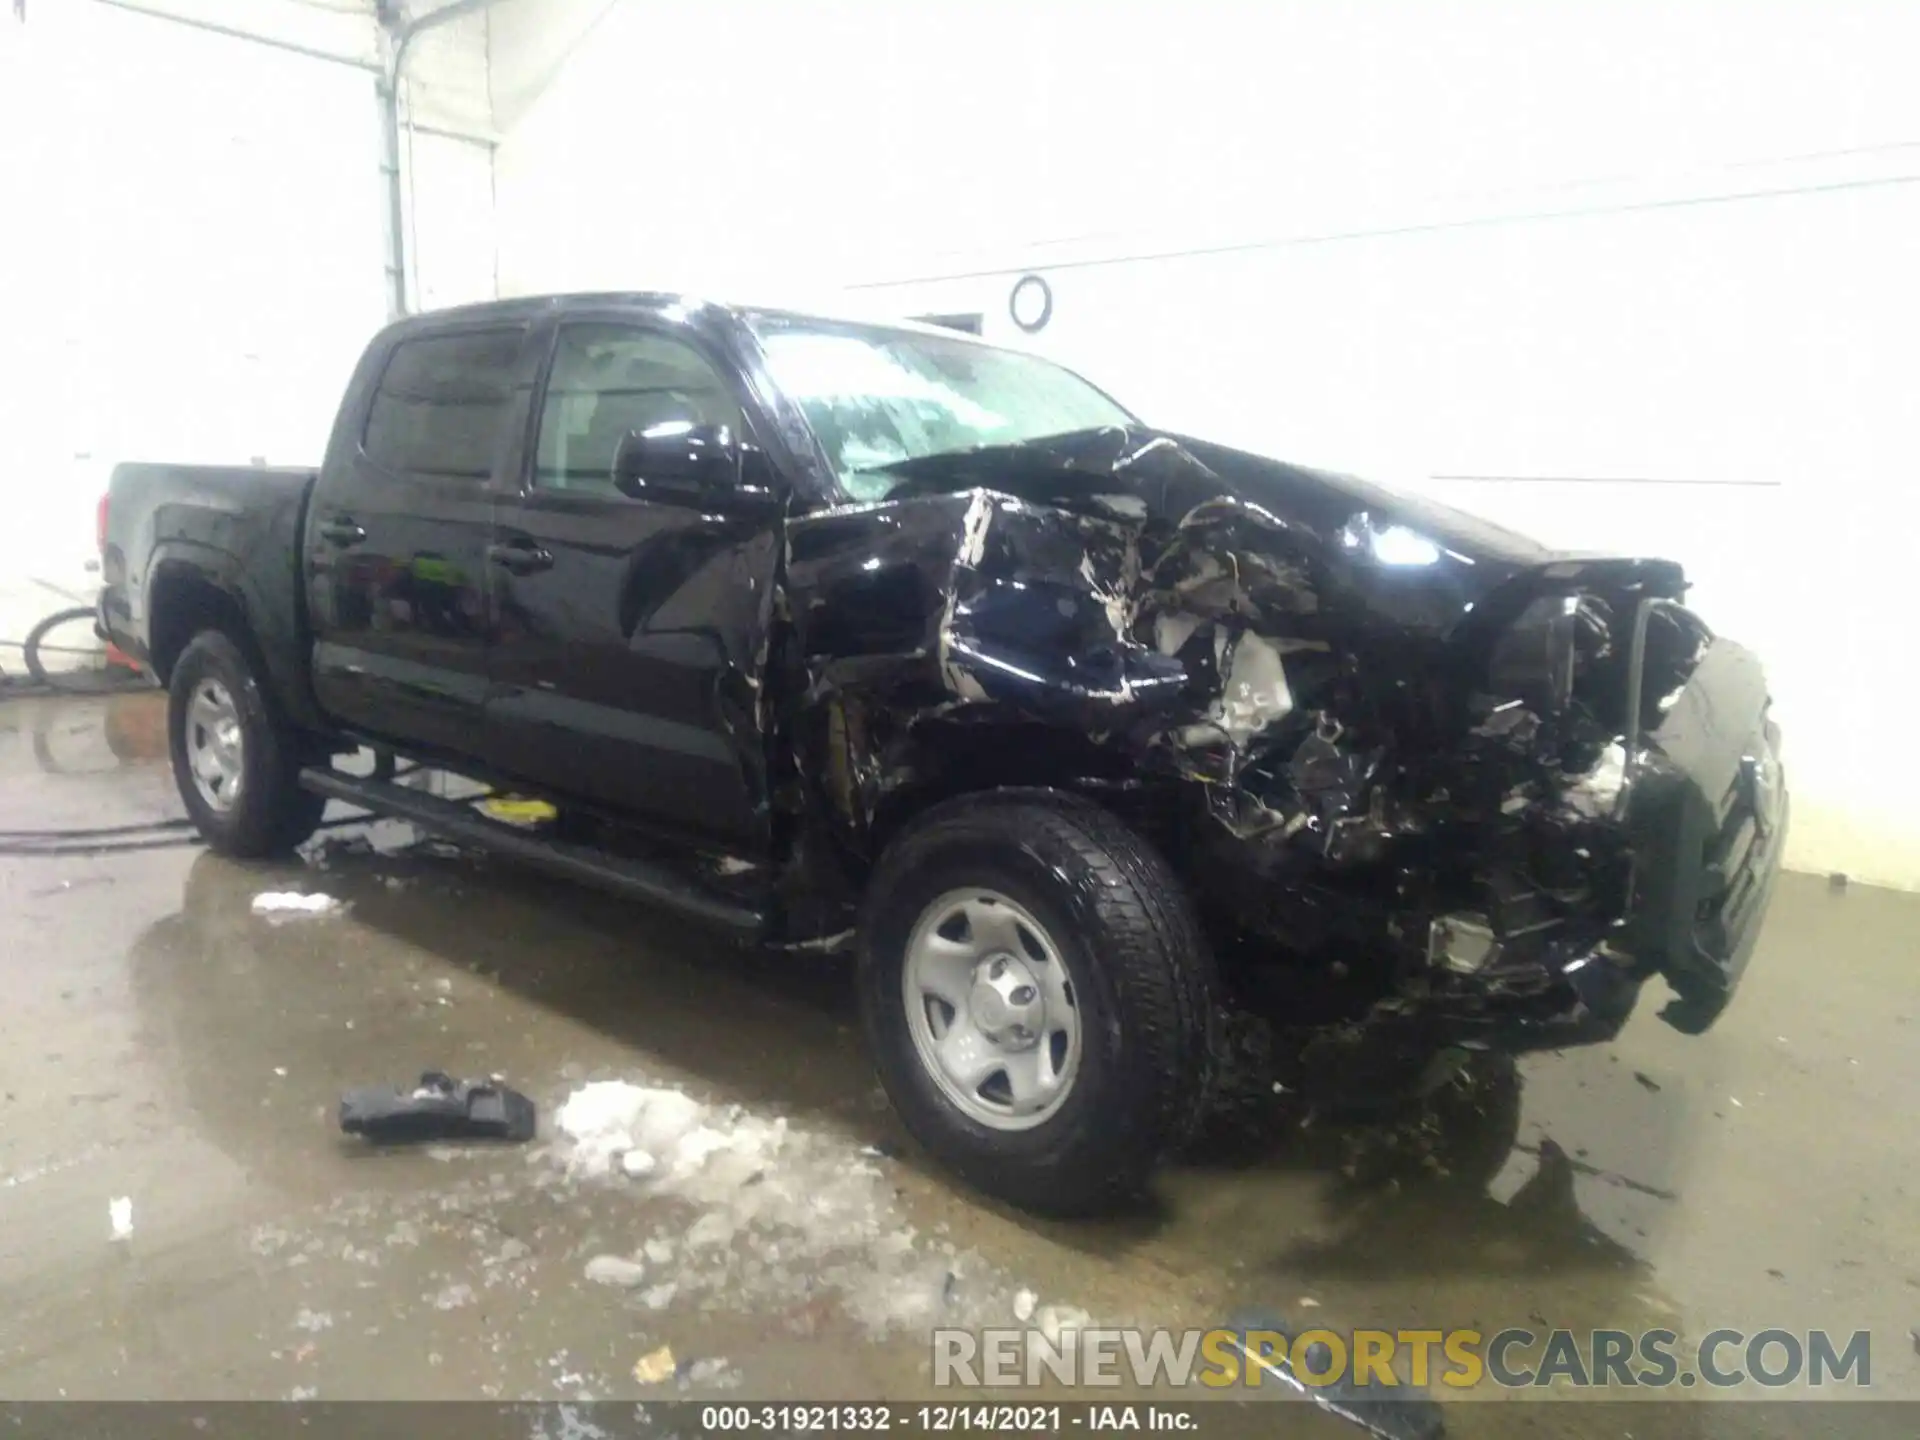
1299;626;1787;1095
1450;625;1790;1049
1622;631;1788;1033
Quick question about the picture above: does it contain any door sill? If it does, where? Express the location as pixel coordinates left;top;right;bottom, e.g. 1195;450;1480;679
298;766;767;935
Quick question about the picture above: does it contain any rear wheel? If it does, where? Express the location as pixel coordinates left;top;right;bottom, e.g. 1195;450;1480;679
168;630;326;857
858;790;1218;1215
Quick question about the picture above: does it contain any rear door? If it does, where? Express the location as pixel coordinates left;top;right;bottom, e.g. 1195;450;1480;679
484;314;783;851
307;322;537;755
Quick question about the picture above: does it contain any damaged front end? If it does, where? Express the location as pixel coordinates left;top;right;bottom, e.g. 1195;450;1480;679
782;426;1787;1076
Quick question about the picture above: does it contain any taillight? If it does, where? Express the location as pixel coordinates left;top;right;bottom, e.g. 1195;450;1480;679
97;493;109;555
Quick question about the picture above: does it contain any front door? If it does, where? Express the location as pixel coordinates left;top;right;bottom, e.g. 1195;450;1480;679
307;322;534;756
484;317;782;851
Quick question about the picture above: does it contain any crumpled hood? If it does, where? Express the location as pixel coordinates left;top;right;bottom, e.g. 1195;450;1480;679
871;425;1685;643
782;421;1697;828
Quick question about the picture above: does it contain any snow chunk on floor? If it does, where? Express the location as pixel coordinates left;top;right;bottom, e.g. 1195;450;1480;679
1036;1304;1093;1349
555;1083;708;1177
583;1255;647;1287
555;1082;873;1244
550;1078;1039;1337
251;891;346;922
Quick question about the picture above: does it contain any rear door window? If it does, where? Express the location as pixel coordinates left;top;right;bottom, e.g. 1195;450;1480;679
363;328;524;480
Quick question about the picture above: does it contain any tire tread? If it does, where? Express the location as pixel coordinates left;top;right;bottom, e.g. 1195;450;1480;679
860;787;1219;1214
168;629;326;858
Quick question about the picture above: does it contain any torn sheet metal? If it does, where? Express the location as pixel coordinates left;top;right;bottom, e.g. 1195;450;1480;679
775;422;1767;1056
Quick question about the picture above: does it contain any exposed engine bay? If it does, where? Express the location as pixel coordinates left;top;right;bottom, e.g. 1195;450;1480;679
781;426;1783;1067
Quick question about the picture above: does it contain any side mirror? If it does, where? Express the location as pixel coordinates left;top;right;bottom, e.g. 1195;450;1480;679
612;422;739;501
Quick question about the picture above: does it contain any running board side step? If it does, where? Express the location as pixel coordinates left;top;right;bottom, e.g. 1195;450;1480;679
297;767;765;935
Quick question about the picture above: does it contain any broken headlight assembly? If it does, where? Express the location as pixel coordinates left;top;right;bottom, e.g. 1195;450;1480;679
1431;595;1626;976
1487;592;1614;717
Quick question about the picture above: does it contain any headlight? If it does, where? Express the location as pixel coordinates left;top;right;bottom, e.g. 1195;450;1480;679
1338;512;1442;566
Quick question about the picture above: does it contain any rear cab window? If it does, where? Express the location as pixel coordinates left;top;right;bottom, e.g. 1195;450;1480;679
362;328;525;480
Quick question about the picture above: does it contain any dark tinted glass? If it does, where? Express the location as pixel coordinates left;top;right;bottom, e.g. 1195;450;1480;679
364;328;523;479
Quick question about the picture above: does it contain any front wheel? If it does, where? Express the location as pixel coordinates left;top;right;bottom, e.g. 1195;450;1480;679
168;630;327;857
858;790;1218;1215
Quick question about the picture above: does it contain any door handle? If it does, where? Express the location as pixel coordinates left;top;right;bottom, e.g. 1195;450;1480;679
486;540;554;575
317;516;367;546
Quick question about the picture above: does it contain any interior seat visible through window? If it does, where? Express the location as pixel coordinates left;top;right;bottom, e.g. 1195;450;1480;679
534;325;741;494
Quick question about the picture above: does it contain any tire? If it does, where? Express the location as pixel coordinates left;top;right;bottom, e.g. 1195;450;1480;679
167;630;326;858
857;789;1218;1215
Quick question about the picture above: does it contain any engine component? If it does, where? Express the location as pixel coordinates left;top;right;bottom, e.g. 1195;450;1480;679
1428;912;1499;973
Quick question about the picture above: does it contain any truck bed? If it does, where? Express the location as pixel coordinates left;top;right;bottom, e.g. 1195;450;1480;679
101;460;320;713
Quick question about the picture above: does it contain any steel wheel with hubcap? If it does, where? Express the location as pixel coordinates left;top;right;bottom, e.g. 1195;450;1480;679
167;629;327;858
903;888;1081;1131
185;677;246;813
858;789;1218;1216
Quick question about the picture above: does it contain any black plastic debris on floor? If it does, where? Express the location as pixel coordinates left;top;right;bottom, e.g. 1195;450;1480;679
1220;1308;1445;1440
339;1071;536;1144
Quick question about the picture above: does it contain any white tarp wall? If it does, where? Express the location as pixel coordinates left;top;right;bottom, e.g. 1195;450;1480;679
0;1;382;648
0;0;495;670
489;0;1920;888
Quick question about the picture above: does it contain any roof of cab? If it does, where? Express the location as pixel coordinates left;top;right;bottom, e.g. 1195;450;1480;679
383;291;1015;350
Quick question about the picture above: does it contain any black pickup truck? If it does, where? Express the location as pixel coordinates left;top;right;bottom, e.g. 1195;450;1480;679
101;293;1787;1213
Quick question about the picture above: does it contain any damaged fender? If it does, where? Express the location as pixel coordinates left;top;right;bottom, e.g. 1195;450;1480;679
775;426;1786;1063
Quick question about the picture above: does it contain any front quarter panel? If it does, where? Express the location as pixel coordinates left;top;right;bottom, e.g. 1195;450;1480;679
780;489;1193;857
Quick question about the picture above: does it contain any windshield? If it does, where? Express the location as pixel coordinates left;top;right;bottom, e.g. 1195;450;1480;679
749;316;1135;502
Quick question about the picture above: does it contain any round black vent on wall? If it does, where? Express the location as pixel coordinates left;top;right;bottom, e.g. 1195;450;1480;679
1009;274;1053;334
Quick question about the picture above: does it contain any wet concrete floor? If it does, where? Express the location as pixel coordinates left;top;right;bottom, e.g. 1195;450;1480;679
0;690;1914;1437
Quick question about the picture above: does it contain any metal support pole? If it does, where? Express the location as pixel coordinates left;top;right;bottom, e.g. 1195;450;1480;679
378;31;408;321
380;0;507;320
82;0;501;323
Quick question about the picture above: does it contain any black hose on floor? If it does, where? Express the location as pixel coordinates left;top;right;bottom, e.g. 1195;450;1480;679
0;606;154;696
0;812;378;859
0;817;197;841
0;834;205;858
1;761;433;857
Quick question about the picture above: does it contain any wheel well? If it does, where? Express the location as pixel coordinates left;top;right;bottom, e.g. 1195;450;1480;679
148;573;250;685
866;720;1171;858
